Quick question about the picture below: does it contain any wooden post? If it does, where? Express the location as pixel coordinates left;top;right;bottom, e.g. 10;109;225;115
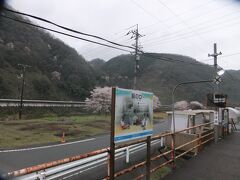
146;136;151;180
109;87;116;180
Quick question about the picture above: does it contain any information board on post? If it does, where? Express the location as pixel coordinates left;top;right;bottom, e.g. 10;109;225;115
114;88;153;143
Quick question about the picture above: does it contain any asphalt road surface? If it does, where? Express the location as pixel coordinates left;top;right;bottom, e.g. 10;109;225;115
0;119;169;176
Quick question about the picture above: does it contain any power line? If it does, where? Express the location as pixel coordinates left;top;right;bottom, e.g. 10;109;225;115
140;52;209;66
142;0;235;39
219;52;240;60
156;0;207;44
141;0;218;31
130;0;205;52
201;51;240;62
3;7;135;51
0;11;218;67
82;35;132;56
143;17;240;48
2;8;238;85
143;9;240;45
0;14;132;53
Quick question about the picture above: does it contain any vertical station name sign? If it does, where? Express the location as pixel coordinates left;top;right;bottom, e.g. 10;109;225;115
114;88;153;143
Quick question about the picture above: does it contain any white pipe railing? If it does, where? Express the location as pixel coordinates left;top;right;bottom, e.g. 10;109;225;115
0;99;86;107
13;139;163;180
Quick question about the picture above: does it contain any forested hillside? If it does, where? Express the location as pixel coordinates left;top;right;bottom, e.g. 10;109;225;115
97;54;240;105
0;10;239;106
0;11;96;100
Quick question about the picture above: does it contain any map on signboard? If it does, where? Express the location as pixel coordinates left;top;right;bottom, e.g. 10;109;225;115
114;88;153;143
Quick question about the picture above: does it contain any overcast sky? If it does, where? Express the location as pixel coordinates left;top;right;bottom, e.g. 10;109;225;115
8;0;240;70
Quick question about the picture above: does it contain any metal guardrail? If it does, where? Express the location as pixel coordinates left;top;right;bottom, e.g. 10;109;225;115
7;139;163;180
5;122;219;180
0;99;86;107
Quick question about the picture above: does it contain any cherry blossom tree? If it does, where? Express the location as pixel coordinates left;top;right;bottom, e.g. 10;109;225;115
85;86;111;114
85;87;162;113
174;100;190;110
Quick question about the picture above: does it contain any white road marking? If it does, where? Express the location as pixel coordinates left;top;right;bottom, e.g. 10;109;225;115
0;138;96;153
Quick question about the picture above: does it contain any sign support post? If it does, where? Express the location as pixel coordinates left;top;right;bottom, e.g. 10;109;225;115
146;136;151;180
111;87;154;179
109;87;116;180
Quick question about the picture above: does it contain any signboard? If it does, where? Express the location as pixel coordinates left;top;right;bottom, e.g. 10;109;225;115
114;88;153;143
207;93;227;108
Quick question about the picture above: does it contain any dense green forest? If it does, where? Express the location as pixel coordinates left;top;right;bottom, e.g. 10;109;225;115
0;10;239;105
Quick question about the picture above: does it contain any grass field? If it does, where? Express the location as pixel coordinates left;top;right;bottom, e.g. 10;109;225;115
0;114;110;148
0;112;167;148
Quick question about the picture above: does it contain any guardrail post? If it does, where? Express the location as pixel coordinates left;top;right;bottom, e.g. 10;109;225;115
126;146;130;163
146;136;151;180
107;149;111;177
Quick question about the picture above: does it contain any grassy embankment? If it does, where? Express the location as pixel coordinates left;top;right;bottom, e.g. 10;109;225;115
0;112;167;148
151;167;172;180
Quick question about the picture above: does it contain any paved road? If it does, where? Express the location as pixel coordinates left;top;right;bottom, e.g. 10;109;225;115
163;131;240;180
0;119;169;174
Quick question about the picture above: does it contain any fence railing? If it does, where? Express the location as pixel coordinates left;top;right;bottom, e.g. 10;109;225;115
0;99;86;107
6;139;162;180
5;122;221;180
109;122;215;180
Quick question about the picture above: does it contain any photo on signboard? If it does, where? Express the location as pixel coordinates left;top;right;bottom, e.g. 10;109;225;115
114;88;153;142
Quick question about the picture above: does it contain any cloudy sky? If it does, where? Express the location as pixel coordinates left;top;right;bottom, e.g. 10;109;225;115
8;0;240;70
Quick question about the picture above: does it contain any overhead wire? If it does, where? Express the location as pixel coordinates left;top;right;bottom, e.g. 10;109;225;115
143;9;240;45
143;17;240;49
140;52;208;66
140;0;236;48
142;0;235;39
140;0;218;31
0;14;132;53
129;0;205;52
140;52;215;90
1;11;206;66
200;51;240;62
80;24;141;58
156;0;207;44
3;7;135;51
2;6;238;85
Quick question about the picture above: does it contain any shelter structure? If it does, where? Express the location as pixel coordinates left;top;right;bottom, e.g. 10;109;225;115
165;110;215;154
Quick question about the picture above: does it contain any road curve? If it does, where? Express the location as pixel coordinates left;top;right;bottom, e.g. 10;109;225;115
0;119;169;174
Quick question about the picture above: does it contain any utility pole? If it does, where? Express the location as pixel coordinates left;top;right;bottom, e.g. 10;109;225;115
126;24;144;89
18;63;31;119
208;43;222;142
208;43;222;93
